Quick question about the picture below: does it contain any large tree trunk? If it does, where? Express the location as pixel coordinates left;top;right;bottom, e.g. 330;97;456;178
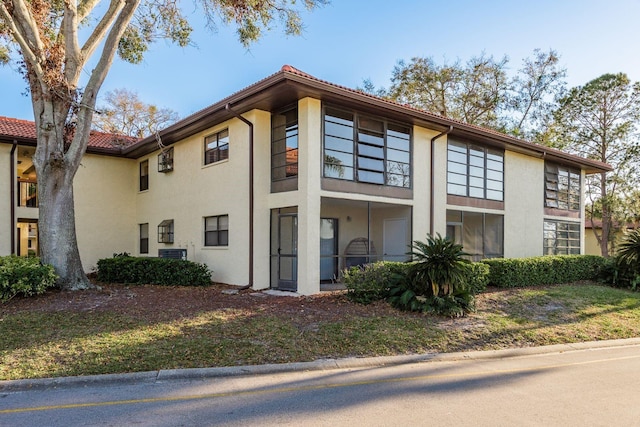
37;163;91;290
600;172;610;258
32;98;93;290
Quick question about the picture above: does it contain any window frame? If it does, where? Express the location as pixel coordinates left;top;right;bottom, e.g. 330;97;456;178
158;147;174;173
204;129;230;165
204;215;229;247
271;106;299;182
139;223;149;254
545;163;580;211
139;160;149;191
543;220;581;255
322;105;412;188
447;140;504;201
158;219;174;244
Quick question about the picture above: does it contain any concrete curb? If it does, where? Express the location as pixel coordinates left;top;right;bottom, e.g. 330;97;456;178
3;337;640;392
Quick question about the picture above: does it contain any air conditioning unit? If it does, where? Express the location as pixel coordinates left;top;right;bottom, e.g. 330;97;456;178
158;249;187;260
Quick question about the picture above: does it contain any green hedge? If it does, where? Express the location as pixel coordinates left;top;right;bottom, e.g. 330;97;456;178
343;261;408;304
482;255;607;288
97;255;212;286
0;256;57;302
344;260;491;304
463;262;490;294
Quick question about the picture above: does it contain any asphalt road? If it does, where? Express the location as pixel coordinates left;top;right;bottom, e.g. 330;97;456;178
2;342;640;426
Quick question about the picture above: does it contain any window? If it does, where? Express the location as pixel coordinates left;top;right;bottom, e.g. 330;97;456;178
545;163;580;210
139;160;149;191
158;219;174;243
139;223;149;254
158;148;174;173
323;106;411;188
544;220;580;255
272;107;298;181
446;210;504;261
447;141;504;201
204;129;229;165
204;215;229;246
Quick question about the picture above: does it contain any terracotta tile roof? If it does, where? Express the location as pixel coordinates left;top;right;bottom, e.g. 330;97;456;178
0;116;139;151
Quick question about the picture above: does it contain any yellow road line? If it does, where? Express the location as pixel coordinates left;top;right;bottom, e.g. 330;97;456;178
2;353;640;414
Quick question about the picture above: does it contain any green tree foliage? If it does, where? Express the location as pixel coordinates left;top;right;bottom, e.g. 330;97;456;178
543;73;640;257
94;88;180;138
367;49;566;136
507;48;566;139
387;53;509;129
0;0;326;289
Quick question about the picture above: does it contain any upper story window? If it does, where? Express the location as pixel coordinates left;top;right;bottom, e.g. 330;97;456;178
323;106;411;188
158;148;174;173
271;107;298;181
139;160;149;191
545;163;580;210
204;215;229;247
204;129;229;165
158;219;174;243
447;141;503;201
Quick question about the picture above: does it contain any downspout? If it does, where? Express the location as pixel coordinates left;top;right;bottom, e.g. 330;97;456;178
10;141;17;255
225;104;254;289
430;126;454;236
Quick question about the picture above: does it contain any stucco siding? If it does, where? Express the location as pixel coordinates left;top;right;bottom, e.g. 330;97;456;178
503;150;545;258
135;117;252;286
0;144;11;255
74;154;137;271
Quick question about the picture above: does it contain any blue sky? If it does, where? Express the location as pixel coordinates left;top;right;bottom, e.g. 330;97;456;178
2;0;640;121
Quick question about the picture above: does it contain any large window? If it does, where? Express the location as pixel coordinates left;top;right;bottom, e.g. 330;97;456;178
139;160;149;191
447;141;503;201
271;107;298;181
544;220;580;255
446;210;504;261
204;215;229;247
323;107;411;188
545;163;580;210
139;223;149;254
204;129;229;165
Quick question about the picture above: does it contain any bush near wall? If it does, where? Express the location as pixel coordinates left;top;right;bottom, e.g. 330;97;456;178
482;255;607;288
463;262;490;294
0;256;57;302
343;261;408;304
344;260;491;305
97;255;212;286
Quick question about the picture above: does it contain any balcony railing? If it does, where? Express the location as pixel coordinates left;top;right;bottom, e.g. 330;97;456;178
17;180;38;208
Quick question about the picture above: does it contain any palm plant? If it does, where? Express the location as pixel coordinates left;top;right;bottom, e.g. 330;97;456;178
408;234;470;297
617;229;640;268
388;234;474;317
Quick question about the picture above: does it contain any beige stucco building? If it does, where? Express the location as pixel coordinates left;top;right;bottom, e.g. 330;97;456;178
0;66;611;294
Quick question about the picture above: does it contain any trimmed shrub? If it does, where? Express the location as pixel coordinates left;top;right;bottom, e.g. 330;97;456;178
343;261;408;304
462;262;490;294
97;254;212;286
0;256;57;302
482;255;608;288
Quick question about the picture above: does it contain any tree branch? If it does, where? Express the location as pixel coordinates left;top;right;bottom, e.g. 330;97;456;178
0;0;45;79
80;0;125;60
67;0;140;169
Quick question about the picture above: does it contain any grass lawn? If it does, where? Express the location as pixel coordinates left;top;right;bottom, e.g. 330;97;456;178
1;282;640;381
